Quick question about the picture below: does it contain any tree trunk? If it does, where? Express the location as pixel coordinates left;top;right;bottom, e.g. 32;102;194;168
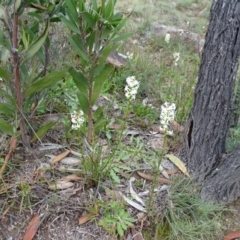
182;0;240;202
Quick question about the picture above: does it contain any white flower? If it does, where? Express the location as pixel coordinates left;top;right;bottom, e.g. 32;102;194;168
126;76;139;88
71;110;84;130
160;102;176;136
125;76;139;101
126;52;134;60
165;33;170;44
173;52;180;66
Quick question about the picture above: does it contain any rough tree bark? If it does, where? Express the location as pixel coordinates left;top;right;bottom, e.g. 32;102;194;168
182;0;240;202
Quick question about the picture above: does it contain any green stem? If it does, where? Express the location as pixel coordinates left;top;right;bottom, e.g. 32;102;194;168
87;83;93;144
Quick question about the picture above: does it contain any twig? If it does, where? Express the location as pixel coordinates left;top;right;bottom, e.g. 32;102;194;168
0;137;17;177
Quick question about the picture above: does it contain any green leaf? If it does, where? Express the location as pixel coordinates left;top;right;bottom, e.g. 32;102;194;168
0;89;16;107
0;30;11;50
69;68;88;96
65;0;79;25
68;35;89;62
117;223;124;237
110;169;120;183
110;17;128;40
93;106;104;119
25;68;68;96
21;27;29;49
103;0;114;19
14;0;21;12
0;102;15;116
59;15;80;34
0;119;15;136
21;19;50;64
92;65;112;104
98;43;116;66
86;30;96;53
31;121;56;142
0;66;11;80
81;12;95;29
77;94;89;115
112;32;132;43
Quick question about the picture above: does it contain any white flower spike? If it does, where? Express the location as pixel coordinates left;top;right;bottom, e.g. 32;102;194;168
173;52;180;66
125;76;139;101
71;110;84;130
159;102;176;136
165;33;170;44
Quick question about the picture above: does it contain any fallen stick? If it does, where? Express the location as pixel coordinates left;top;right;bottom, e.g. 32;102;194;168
0;137;17;177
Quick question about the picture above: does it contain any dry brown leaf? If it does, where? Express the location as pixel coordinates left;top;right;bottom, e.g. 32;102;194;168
224;230;240;240
108;123;122;129
23;214;41;240
10;137;17;151
61;174;82;182
51;150;70;165
170;120;184;132
48;180;74;190
79;213;91;225
137;171;170;184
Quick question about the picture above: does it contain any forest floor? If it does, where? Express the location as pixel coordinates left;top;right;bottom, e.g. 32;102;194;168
1;0;240;239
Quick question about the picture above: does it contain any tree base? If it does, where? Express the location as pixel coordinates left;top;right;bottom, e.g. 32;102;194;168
201;145;240;202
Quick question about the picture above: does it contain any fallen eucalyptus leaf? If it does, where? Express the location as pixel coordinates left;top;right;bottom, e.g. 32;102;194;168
119;192;147;212
129;177;145;206
23;214;41;240
48;180;74;190
39;143;65;151
60;157;81;165
61;174;82;182
51;150;70;165
79;213;91;225
165;154;190;177
224;230;240;240
137;171;170;184
159;164;169;179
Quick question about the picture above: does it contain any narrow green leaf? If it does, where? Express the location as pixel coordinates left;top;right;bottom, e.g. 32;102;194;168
0;66;11;80
98;43;115;66
103;0;114;19
0;102;15;116
93;106;104;119
68;35;89;62
65;0;79;24
86;31;96;53
21;19;50;64
112;32;132;43
92;65;112;104
59;15;80;34
25;68;68;96
0;30;11;50
0;89;16;107
110;17;128;40
69;68;88;96
81;12;95;29
77;93;89;115
0;119;14;136
21;27;29;49
90;0;97;11
31;121;56;142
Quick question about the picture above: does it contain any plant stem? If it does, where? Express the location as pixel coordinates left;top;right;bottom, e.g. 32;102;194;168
87;83;93;144
12;8;30;149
